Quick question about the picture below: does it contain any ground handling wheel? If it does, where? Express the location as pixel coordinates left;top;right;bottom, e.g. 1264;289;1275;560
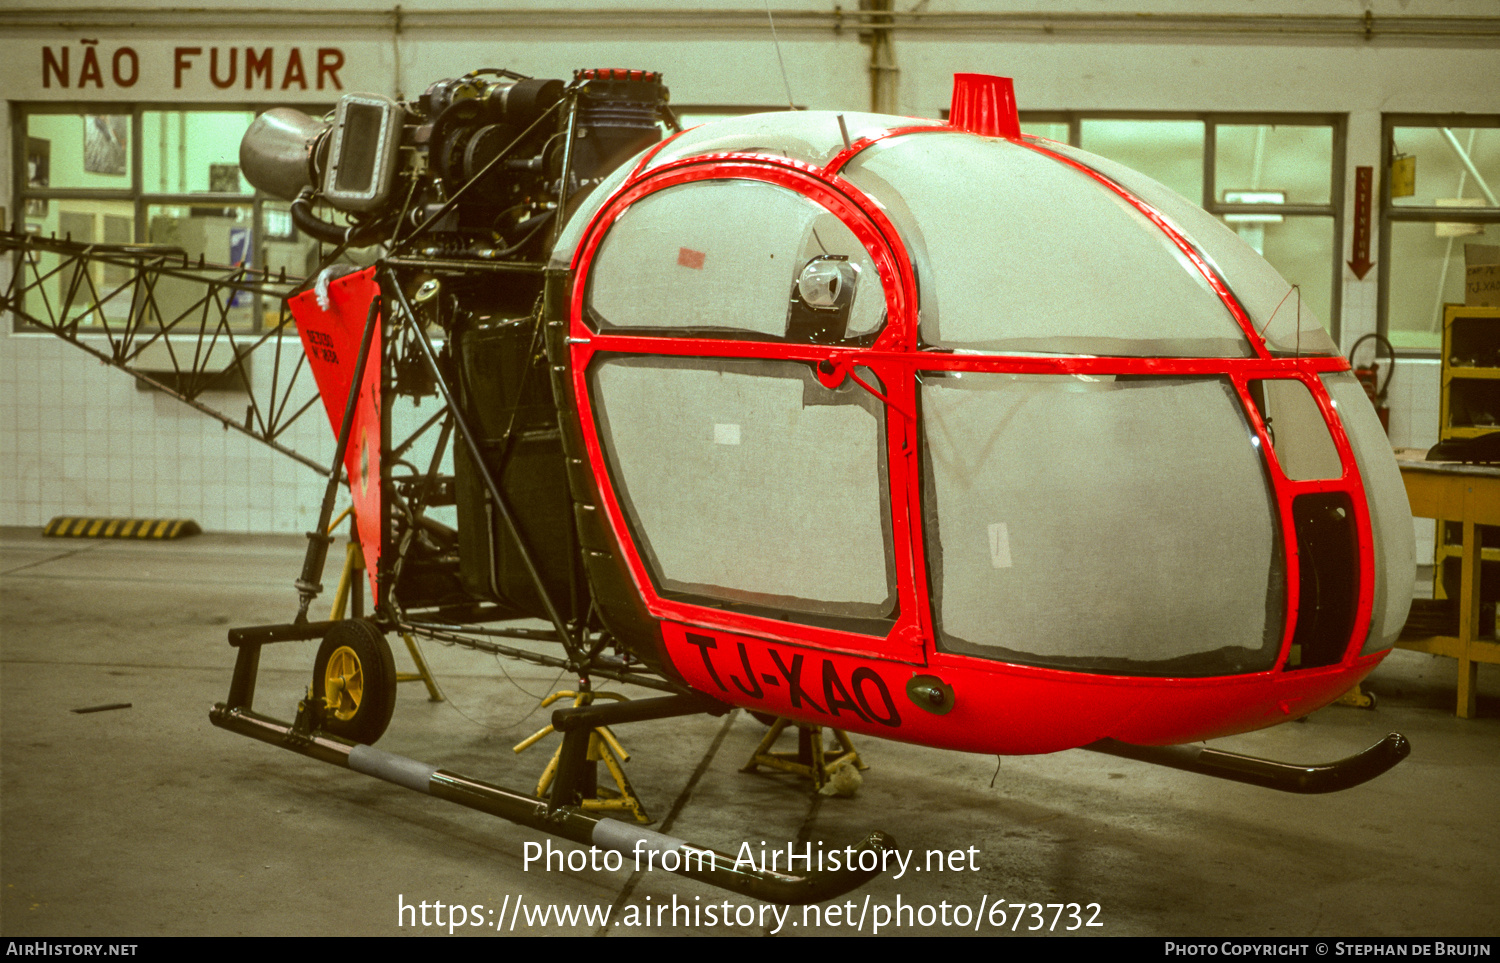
313;620;397;744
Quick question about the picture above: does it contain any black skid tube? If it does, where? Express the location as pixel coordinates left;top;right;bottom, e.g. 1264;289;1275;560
1082;732;1410;794
209;704;894;904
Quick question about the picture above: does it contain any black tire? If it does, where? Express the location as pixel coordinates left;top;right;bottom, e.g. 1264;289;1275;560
313;620;397;744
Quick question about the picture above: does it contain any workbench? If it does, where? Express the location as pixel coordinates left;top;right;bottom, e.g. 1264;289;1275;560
1395;452;1499;718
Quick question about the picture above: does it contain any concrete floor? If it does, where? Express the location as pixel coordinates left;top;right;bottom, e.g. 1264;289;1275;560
1;527;1496;938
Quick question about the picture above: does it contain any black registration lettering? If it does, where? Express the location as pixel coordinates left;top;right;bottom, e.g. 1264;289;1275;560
821;660;870;723
684;632;728;692
851;667;900;727
729;642;763;698
769;649;824;714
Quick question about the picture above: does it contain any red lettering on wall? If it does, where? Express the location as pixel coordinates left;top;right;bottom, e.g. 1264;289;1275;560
174;47;201;88
112;47;138;87
78;46;104;87
317;48;344;90
280;48;307;90
42;47;68;88
245;48;273;90
210;48;237;89
36;43;348;92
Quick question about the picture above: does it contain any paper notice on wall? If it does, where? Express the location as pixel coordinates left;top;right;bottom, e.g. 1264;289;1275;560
988;521;1012;569
1466;244;1500;308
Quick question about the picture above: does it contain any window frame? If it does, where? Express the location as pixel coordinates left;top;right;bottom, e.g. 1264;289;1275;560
1377;112;1500;356
10;100;334;334
670;104;796;128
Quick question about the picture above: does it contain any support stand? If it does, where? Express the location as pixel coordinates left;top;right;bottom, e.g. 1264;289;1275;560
1334;682;1377;710
742;718;867;792
514;691;650;823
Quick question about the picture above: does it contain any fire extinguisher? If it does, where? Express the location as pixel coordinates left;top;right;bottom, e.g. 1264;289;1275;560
1349;333;1395;434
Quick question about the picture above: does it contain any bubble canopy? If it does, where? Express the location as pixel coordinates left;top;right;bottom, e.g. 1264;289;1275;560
551;108;1410;697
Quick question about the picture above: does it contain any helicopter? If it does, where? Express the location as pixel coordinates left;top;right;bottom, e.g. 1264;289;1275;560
4;68;1416;905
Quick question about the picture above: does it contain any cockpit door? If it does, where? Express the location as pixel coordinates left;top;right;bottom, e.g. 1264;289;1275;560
569;160;926;665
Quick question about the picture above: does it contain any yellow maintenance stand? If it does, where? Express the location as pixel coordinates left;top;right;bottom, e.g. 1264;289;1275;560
514;690;651;823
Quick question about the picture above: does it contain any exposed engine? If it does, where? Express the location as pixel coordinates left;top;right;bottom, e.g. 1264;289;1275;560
238;68;673;622
240;67;671;269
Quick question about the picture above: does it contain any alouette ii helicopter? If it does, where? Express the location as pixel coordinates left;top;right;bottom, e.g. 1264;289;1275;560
6;68;1417;904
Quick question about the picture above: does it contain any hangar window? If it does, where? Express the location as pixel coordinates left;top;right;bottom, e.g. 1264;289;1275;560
1378;116;1500;353
585;179;887;344
13;105;329;333
1017;112;1345;348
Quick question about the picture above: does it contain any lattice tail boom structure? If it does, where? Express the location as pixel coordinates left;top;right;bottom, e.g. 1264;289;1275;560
1;230;332;477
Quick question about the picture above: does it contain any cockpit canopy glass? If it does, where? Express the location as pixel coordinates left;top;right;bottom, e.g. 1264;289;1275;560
841;133;1257;357
584;179;886;343
1038;140;1338;356
921;372;1285;675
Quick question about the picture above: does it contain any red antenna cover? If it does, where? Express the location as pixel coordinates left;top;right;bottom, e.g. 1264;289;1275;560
949;73;1020;139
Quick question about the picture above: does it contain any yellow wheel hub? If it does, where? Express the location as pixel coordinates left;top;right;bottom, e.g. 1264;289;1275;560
324;645;365;721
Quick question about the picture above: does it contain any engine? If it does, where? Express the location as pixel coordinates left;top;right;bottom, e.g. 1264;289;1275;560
240;67;671;272
240;68;673;623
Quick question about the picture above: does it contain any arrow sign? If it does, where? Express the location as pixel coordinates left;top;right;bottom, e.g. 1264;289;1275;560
1349;165;1374;279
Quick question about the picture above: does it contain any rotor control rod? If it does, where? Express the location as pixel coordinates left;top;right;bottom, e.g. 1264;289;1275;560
1082;732;1411;794
209;703;894;904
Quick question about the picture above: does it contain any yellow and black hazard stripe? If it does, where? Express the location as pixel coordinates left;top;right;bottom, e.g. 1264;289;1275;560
44;517;202;539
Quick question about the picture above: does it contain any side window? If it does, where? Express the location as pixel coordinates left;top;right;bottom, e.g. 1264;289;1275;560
920;372;1284;676
585;179;886;343
589;355;897;633
1323;373;1417;655
1247;379;1344;481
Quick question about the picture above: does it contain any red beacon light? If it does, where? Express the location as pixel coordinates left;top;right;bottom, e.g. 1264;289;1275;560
948;73;1021;138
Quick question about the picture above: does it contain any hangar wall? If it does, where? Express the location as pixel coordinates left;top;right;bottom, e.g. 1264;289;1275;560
2;0;1497;538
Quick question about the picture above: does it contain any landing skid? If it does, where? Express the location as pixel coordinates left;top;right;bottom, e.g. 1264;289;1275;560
1084;732;1411;794
209;695;893;905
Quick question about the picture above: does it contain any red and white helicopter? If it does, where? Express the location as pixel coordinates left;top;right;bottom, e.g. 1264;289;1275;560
3;70;1415;904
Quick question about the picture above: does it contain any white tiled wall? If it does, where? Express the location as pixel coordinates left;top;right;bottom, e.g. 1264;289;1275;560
1;333;328;532
0;331;447;534
1382;357;1443;452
